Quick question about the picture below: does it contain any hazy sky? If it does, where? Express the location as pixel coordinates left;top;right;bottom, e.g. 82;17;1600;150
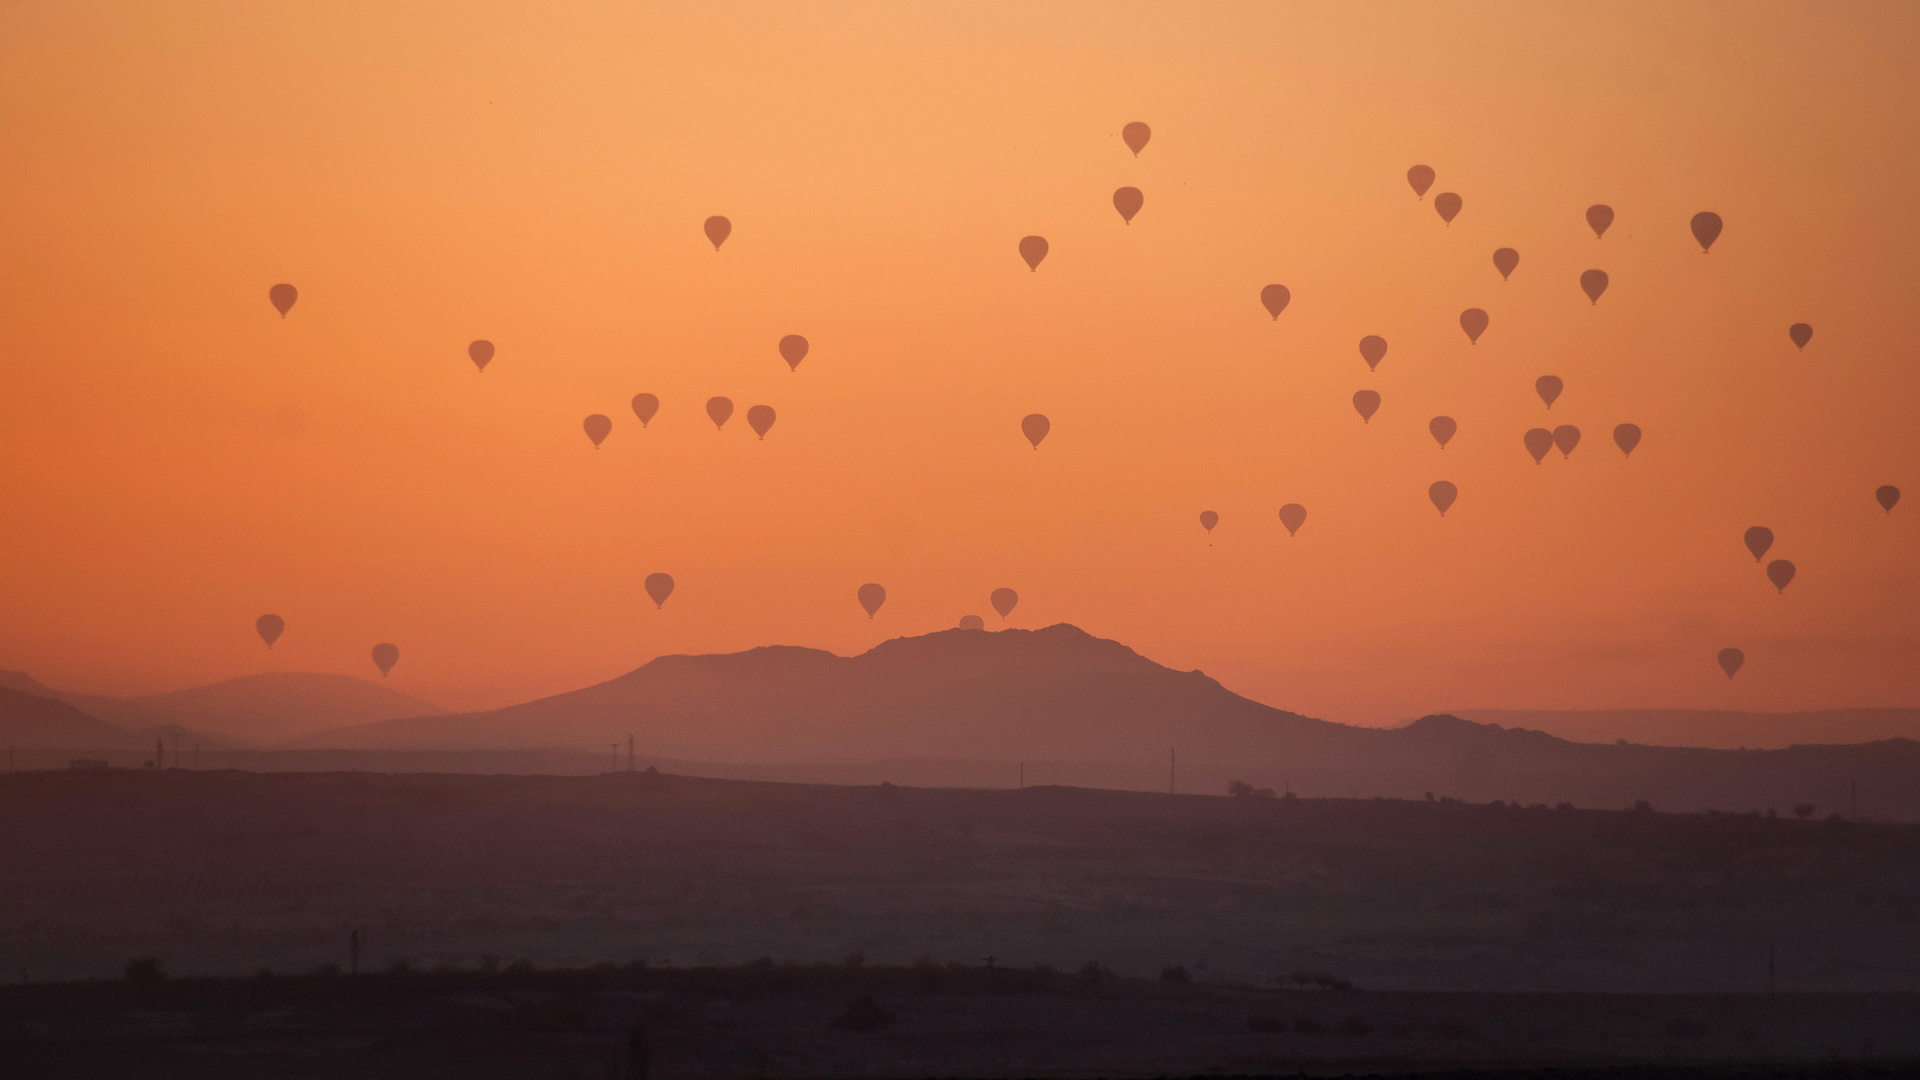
1;2;1915;726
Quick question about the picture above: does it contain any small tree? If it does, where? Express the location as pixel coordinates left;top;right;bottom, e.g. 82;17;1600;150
1793;803;1815;820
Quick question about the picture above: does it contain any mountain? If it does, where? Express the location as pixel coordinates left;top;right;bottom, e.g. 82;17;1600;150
0;670;445;745
1451;708;1920;751
0;685;134;749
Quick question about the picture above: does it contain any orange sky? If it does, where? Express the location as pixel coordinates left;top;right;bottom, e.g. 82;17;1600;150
2;2;1916;727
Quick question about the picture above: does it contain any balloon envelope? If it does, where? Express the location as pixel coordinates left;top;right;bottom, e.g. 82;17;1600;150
645;573;675;608
1586;204;1614;239
1122;121;1151;156
1552;425;1581;457
857;583;886;618
990;588;1018;618
1878;485;1902;513
747;404;776;439
1767;560;1796;593
706;397;734;430
583;414;611;448
1359;335;1387;371
468;340;494;372
1199;510;1218;533
704;215;731;250
371;643;399;677
1021;413;1050;448
1493;248;1519;280
1113;187;1143;223
1429;481;1458;516
1460;308;1488;343
268;284;297;317
1691;211;1723;252
255;614;284;648
1788;323;1812;350
1613;423;1642;457
1524;428;1553;464
779;334;809;370
1019;235;1049;271
958;614;986;630
632;393;659;426
1429;416;1457;449
1260;284;1290;319
1743;526;1773;562
1407;165;1435;198
1718;648;1744;679
1278;503;1306;536
1536;375;1563;409
1434;192;1462;224
1352;390;1381;423
1580;269;1609;304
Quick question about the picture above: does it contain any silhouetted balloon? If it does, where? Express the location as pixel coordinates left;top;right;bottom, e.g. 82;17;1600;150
1407;165;1435;199
747;405;775;439
1586;205;1614;239
469;340;494;372
1767;559;1796;593
1788;323;1812;350
1199;510;1218;534
1352;390;1381;423
1113;187;1143;223
990;588;1018;618
1743;526;1773;562
1691;211;1722;253
1536;376;1563;409
1429;416;1457;449
779;335;809;371
1260;284;1290;320
645;573;674;609
1580;269;1609;305
1359;335;1387;371
1434;192;1462;224
1460;308;1488;343
1718;648;1744;679
1019;235;1049;271
704;215;731;250
256;614;284;648
1493;248;1519;280
958;614;986;630
1022;413;1050;448
268;284;297;318
1122;122;1151;156
1877;485;1901;513
706;397;733;430
1552;425;1581;458
371;643;399;677
583;414;611;448
1278;503;1306;536
632;394;659;427
1613;423;1642;457
857;583;886;618
1524;428;1552;464
1429;481;1458;516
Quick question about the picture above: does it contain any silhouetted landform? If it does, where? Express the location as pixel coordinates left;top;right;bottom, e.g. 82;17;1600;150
1453;708;1920;751
0;686;139;750
4;770;1918;993
2;963;1916;1080
0;670;443;744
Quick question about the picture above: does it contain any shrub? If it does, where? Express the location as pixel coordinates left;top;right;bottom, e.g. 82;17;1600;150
1793;803;1815;819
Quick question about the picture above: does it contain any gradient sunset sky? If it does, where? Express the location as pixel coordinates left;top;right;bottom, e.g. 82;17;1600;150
1;2;1914;727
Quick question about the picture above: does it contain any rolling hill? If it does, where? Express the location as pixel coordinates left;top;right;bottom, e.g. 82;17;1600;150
1451;707;1920;751
0;670;444;745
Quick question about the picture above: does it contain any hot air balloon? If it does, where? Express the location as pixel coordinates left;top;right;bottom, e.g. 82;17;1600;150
706;397;734;430
583;414;611;448
1019;235;1049;271
1523;429;1552;464
1199;510;1218;535
1586;205;1614;239
1580;269;1609;305
1407;165;1435;199
256;614;284;648
1767;560;1796;593
1493;248;1519;280
857;583;886;618
469;340;494;372
959;614;986;630
1691;211;1722;253
1021;413;1050;448
1536;376;1563;409
645;573;674;608
1113;187;1143;223
1743;527;1773;562
1429;481;1458;517
1359;336;1387;371
1122;122;1151;156
1352;390;1381;423
704;215;731;250
1878;485;1901;513
1788;324;1812;350
268;284;297;318
1278;503;1306;536
1552;425;1581;458
371;643;399;677
1460;308;1488;343
1613;423;1642;457
632;393;659;427
1260;284;1290;320
779;334;809;371
991;588;1018;618
1718;648;1744;679
747;405;775;439
1429;416;1457;449
1434;192;1462;224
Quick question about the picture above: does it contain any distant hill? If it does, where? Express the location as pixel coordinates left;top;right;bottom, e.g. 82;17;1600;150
0;670;445;745
1451;708;1920;751
0;685;133;750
